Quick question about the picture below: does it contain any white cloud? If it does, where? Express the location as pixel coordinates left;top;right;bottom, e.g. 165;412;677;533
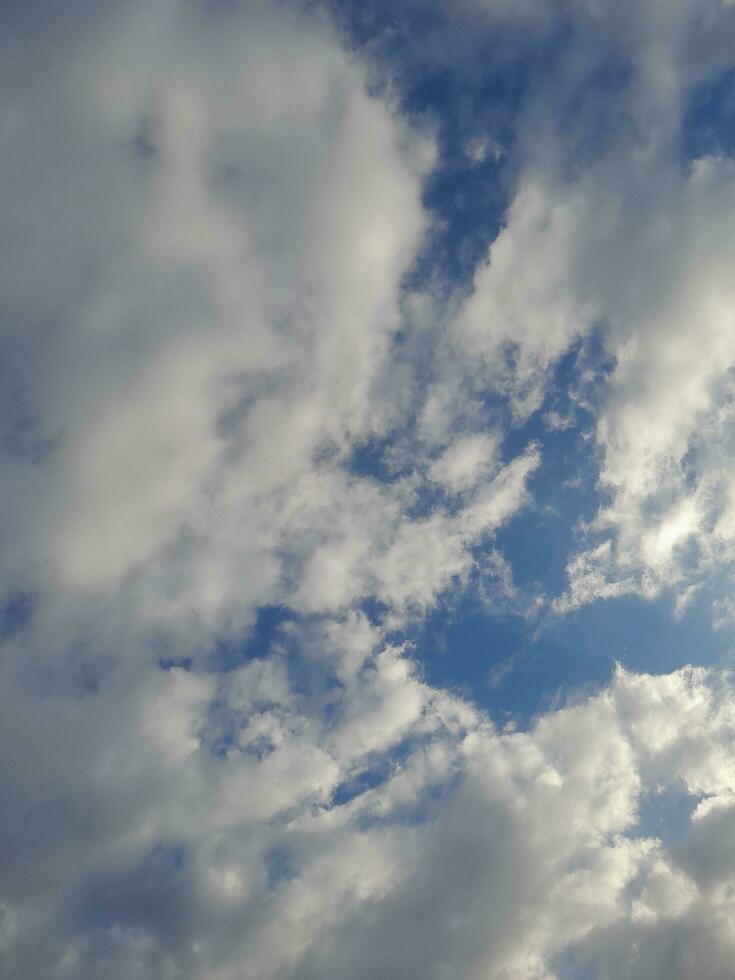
0;0;437;607
6;568;735;980
475;149;735;606
5;1;735;978
429;431;500;493
418;0;735;613
0;3;543;974
454;175;599;419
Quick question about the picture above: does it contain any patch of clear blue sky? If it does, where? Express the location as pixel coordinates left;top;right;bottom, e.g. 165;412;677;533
413;590;726;729
683;66;735;160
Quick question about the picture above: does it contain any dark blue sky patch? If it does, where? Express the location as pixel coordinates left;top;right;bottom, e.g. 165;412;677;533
206;605;296;673
0;362;59;466
1;412;57;464
405;69;521;290
683;67;735;161
265;845;297;888
329;752;402;808
357;596;393;628
493;331;613;598
0;589;35;640
404;574;726;732
158;657;194;672
347;433;408;483
408;594;610;731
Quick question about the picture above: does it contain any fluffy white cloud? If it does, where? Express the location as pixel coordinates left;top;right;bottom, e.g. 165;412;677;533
429;432;500;493
5;0;735;978
5;608;735;980
0;0;540;974
1;0;430;598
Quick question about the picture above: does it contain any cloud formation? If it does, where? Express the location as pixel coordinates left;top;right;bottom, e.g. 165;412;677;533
4;1;735;978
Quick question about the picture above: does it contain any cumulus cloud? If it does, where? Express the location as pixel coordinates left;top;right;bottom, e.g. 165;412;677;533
0;0;537;972
5;0;735;978
6;610;735;979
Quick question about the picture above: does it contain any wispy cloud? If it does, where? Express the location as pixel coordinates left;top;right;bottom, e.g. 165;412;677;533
4;1;735;977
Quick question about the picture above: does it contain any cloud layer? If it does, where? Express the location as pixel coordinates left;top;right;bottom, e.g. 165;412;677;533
3;0;735;978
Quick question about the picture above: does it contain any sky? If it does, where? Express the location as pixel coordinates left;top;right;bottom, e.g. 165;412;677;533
3;0;735;977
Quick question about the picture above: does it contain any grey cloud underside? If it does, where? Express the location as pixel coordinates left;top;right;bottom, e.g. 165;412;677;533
4;0;735;978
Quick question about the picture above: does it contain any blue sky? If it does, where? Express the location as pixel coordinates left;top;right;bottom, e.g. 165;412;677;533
4;1;735;978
